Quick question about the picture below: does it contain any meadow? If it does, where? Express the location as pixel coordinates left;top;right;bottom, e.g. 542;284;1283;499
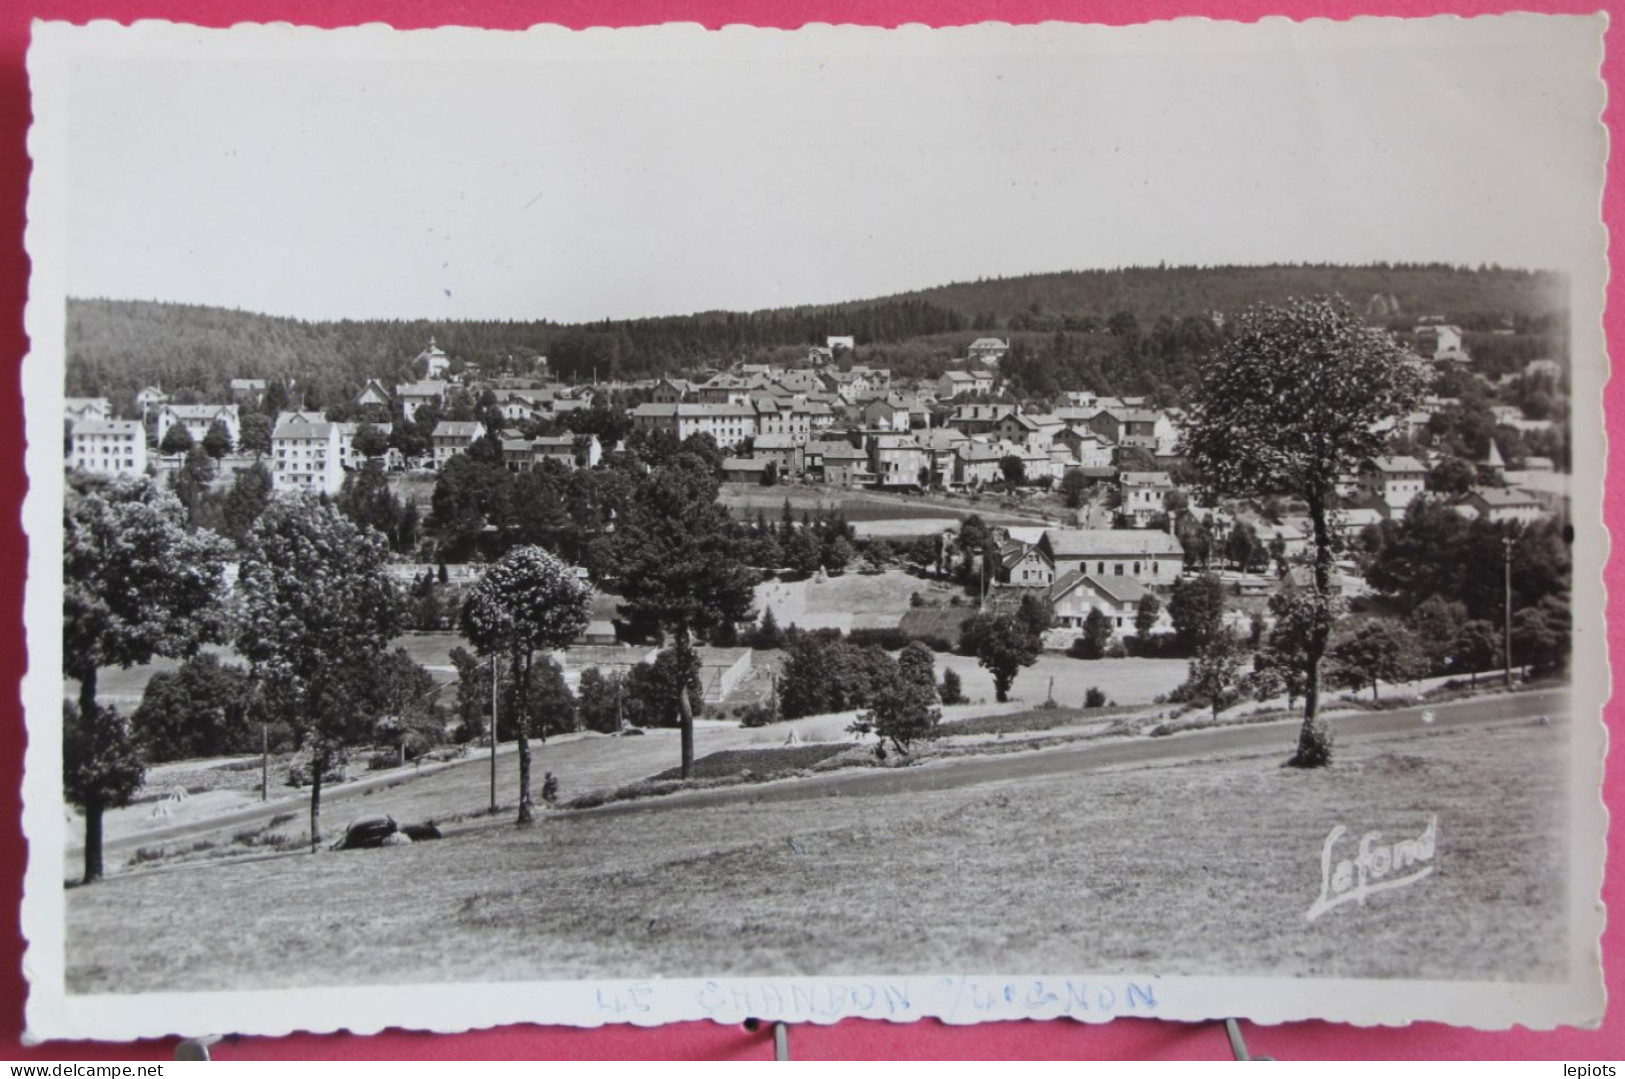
65;717;1567;992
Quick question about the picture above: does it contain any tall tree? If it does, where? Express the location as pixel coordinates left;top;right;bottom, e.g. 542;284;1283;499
238;412;273;459
131;653;254;762
63;475;230;881
220;461;274;546
237;497;402;848
158;422;195;456
460;546;591;823
201;418;234;459
1330;620;1428;702
960;612;1040;702
604;456;755;777
1183;296;1426;766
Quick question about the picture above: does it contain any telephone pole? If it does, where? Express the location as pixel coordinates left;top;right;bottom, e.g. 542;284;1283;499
490;654;499;813
1503;536;1516;688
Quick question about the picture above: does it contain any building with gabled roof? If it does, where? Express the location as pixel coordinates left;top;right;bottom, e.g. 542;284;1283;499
156;403;241;450
1038;528;1183;588
70;418;147;476
1049;571;1161;634
396;380;448;422
431;420;484;470
271;413;343;494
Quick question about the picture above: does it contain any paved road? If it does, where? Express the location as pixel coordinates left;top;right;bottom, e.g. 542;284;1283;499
577;687;1570;818
87;686;1568;857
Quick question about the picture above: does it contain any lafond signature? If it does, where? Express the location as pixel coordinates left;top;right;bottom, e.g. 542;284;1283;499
1306;815;1437;922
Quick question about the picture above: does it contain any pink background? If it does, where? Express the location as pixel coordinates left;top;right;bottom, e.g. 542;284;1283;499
1;0;1620;1060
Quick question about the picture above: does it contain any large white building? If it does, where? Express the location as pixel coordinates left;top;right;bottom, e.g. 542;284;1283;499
155;403;241;450
70;418;148;476
271;413;343;494
629;403;758;449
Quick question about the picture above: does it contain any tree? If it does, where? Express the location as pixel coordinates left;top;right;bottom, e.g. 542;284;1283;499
1134;593;1163;641
201;418;234;459
220;462;274;546
239;412;273;459
168;447;217;525
939;667;966;705
606;457;755;777
1167;573;1226;653
237;497;401;848
1450;619;1501;686
897;641;939;698
623;645;703;729
1000;454;1026;487
460;545;591;823
158;422;195;456
1224;521;1262;572
352;422;392;461
1330;620;1428;701
132;653;254;762
1409;595;1468;674
337;461;407;550
1183;296;1426;766
1185;631;1245;720
577;667;623;734
960;612;1040;702
822;534;854;575
63;475;230;881
1059;468;1089;509
753;605;783;649
63;701;143;880
1015;593;1056;638
1427;456;1476;497
783;527;822;577
759;460;779;487
851;678;941;757
1077;608;1113;659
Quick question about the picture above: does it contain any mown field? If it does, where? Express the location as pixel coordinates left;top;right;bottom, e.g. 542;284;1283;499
65;717;1567;992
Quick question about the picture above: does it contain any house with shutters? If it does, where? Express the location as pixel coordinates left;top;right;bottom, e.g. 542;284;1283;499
752;433;806;476
1049;572;1168;636
396;380;448;422
70;418;147;476
953;441;1005;487
996;540;1055;588
650;378;696;404
1055;427;1115;469
937;369;996;398
946;402;1018;436
431;420;484;469
860;394;912;431
1088;407;1161;451
630;402;758;449
1359;455;1428;515
1038;528;1184;590
805;439;870;486
868;435;928;489
1119;471;1175;527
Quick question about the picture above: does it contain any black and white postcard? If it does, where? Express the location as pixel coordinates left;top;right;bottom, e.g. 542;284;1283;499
20;15;1608;1040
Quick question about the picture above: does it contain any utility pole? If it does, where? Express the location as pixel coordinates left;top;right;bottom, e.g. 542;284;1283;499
1503;536;1516;688
261;724;269;803
490;654;499;813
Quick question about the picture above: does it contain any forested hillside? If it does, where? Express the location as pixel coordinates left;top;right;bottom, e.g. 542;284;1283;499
869;263;1569;328
65;262;1567;412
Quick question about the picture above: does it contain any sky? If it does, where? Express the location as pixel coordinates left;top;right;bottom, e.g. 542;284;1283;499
53;15;1607;324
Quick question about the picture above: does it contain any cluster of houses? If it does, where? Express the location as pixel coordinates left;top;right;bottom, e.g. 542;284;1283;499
64;332;1566;532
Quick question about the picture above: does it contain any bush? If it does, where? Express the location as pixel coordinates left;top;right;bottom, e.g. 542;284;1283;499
939;668;966;705
1105;639;1128;659
738;700;778;728
847;627;911;651
367;752;400;771
1084;686;1108;709
1287;722;1336;768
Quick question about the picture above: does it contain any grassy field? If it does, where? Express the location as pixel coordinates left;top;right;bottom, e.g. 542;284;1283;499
935;652;1188;711
65;717;1566;991
754;569;959;633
